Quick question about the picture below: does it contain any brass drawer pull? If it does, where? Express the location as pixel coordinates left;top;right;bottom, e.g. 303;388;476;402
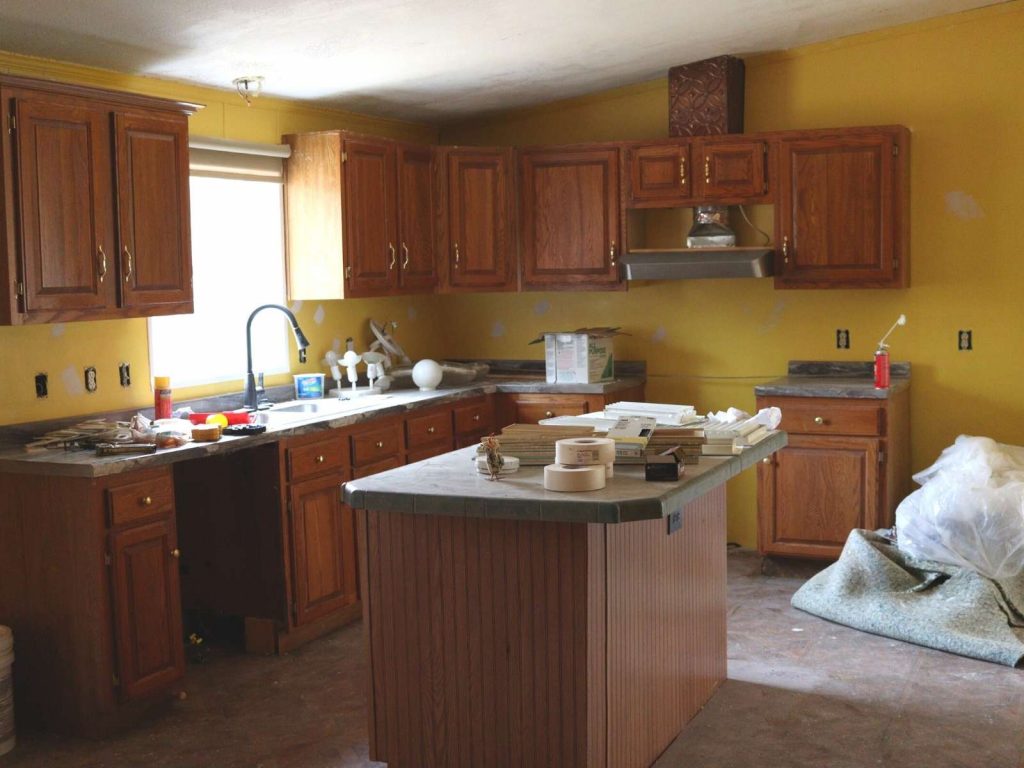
427;426;436;434
170;548;181;559
544;410;554;418
814;416;824;425
762;457;771;464
141;496;153;506
679;156;686;186
472;414;480;422
375;440;384;449
316;455;325;463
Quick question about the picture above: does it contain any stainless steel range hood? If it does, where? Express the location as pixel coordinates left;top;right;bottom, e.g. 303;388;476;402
619;247;774;280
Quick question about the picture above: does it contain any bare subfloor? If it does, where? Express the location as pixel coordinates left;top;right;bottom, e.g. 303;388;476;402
6;550;1023;768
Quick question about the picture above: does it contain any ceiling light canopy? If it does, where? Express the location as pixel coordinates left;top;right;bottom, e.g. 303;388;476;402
232;75;264;106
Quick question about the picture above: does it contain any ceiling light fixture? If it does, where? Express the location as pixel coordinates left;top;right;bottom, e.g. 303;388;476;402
232;76;265;106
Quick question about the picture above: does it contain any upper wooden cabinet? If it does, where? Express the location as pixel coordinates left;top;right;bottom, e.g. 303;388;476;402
519;146;623;290
439;147;516;292
283;131;437;299
0;76;198;324
626;137;768;207
692;138;768;201
774;127;909;289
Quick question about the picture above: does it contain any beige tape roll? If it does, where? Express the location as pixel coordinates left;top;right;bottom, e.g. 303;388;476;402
605;461;614;478
544;464;606;492
555;437;616;466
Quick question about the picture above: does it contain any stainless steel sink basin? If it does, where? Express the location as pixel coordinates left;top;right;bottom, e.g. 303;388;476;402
252;395;393;424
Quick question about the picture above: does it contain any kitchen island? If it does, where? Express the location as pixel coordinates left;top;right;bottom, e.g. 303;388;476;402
345;432;786;768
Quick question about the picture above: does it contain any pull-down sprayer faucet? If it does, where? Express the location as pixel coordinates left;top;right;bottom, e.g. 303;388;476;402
243;304;310;410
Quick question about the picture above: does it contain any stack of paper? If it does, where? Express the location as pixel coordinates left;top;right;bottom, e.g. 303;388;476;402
702;418;772;455
603;402;703;427
488;423;596;466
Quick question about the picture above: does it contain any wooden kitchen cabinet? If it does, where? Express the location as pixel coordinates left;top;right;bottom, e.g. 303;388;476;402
692;137;768;201
0;75;197;324
756;391;910;559
774;126;909;288
288;471;358;626
440;147;517;292
453;395;497;447
627;141;692;206
518;146;623;290
283;131;436;299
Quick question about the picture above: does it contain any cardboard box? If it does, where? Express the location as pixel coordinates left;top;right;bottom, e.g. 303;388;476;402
531;328;622;384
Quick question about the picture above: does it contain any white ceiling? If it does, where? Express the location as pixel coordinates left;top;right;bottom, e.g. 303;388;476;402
0;0;999;122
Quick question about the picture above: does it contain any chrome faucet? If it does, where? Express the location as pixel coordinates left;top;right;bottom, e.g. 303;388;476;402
243;304;310;410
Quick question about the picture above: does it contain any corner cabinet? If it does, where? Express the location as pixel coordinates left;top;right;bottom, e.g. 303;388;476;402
282;131;437;300
438;147;517;292
518;146;623;290
774;126;909;289
0;75;198;324
756;390;910;559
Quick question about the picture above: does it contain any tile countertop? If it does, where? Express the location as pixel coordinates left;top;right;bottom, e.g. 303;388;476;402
346;431;787;525
754;361;911;399
0;369;646;479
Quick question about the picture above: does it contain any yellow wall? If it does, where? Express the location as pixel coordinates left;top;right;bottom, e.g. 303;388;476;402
0;51;445;426
439;1;1024;547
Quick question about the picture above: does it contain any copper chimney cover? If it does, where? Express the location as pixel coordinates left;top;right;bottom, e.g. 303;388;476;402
668;55;745;137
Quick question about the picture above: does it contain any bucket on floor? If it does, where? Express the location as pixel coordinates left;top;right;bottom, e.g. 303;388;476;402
0;626;13;756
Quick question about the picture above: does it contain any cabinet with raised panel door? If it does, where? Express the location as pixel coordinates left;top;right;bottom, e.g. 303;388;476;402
692;137;768;202
439;147;517;292
756;391;910;559
1;75;197;324
627;141;692;206
519;146;623;290
774;126;909;288
283;131;436;299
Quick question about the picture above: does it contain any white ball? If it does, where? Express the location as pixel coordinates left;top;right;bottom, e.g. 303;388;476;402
412;359;443;391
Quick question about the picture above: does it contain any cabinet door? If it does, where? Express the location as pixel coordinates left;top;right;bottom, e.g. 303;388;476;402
627;142;691;205
289;472;358;626
343;137;397;297
109;517;185;700
775;132;903;288
693;138;767;200
519;147;621;289
11;92;116;315
758;434;880;559
395;144;436;292
446;149;515;290
114;112;192;311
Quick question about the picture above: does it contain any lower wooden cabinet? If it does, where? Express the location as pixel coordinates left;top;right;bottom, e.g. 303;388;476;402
288;471;358;626
756;391;910;559
109;514;185;701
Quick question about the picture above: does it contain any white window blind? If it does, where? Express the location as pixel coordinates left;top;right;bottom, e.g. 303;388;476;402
148;140;292;389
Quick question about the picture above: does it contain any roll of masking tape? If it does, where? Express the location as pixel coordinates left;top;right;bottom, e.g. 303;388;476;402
543;464;606;492
605;461;614;478
555;437;616;466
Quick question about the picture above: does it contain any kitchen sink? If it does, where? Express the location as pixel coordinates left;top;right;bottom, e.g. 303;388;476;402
252;395;393;424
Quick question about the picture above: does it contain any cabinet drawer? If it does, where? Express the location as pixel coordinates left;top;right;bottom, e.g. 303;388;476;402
288;436;349;483
512;395;592;424
353;455;403;480
406;409;453;450
776;398;885;436
107;471;174;527
453;398;494;436
352;422;403;467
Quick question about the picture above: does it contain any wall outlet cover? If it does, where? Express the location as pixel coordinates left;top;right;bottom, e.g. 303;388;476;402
836;329;850;349
84;366;97;392
119;362;131;387
958;330;973;351
34;372;48;399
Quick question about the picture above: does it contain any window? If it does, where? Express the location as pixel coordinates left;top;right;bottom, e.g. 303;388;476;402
148;141;290;388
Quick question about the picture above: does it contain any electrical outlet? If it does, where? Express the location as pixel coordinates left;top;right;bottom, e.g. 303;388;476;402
119;362;131;388
34;372;48;399
84;366;97;392
958;330;973;351
836;329;850;349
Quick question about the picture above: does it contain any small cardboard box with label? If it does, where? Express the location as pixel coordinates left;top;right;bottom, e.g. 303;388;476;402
529;327;623;384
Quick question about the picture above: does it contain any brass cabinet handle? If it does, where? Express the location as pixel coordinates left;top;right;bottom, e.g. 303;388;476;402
170;548;181;559
345;264;352;279
544;410;554;418
679;156;687;186
427;426;436;434
782;236;789;264
316;454;325;463
401;242;410;269
141;496;153;506
375;440;384;449
97;245;107;282
388;243;397;270
123;246;133;283
472;414;480;422
813;416;824;425
704;156;711;184
609;241;616;267
454;242;460;268
761;457;771;464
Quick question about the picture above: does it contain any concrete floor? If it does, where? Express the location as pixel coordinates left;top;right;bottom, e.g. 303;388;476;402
5;550;1022;768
